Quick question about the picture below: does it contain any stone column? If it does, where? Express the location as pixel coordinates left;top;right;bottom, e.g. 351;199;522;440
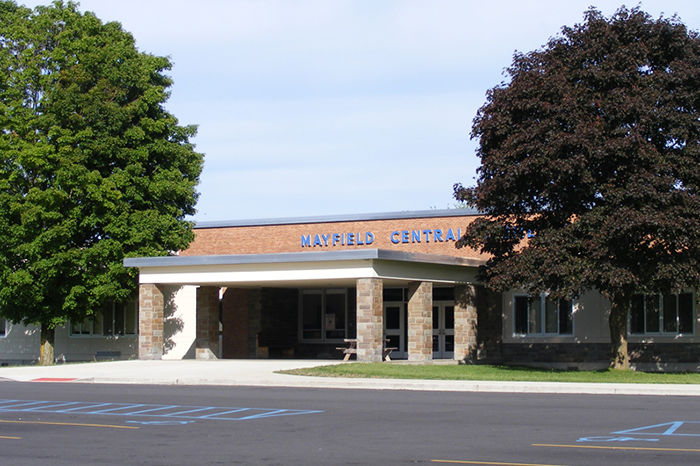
408;281;433;362
196;286;220;359
356;278;383;362
139;283;165;360
454;284;478;362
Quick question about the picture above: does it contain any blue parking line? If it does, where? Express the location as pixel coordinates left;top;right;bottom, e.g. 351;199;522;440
88;404;147;414
0;399;323;422
22;402;80;411
239;409;304;420
162;407;217;417
56;403;113;412
127;405;179;415
0;401;50;409
198;408;250;419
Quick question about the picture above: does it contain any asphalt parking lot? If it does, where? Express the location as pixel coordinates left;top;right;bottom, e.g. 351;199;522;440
2;379;700;465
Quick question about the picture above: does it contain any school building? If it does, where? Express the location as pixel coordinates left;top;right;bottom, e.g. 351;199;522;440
1;209;699;371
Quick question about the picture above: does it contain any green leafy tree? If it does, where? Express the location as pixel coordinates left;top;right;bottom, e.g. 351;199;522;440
0;1;203;364
455;7;700;369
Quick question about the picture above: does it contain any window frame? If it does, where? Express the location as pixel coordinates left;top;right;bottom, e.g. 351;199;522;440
69;301;138;338
299;288;348;343
513;293;574;337
629;292;695;336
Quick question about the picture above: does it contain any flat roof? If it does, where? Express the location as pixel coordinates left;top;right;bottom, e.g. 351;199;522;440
193;208;480;229
123;248;485;269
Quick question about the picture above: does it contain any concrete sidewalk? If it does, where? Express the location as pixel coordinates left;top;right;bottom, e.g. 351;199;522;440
1;359;700;396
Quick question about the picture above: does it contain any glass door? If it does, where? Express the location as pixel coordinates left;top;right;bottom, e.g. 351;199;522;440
384;302;406;359
432;303;455;359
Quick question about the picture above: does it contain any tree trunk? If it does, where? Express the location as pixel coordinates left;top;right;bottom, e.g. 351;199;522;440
39;326;55;366
608;292;631;370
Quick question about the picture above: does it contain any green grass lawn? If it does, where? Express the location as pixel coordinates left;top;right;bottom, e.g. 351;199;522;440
280;363;700;384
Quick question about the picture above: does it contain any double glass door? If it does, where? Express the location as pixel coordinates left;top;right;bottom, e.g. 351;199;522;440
384;301;455;359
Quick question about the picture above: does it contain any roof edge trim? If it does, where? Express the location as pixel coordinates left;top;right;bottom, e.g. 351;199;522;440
123;249;485;268
193;208;480;229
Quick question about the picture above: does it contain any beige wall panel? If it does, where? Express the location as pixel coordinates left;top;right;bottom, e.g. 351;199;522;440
162;285;197;360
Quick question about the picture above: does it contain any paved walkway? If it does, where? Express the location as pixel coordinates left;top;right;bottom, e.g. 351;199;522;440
1;359;699;396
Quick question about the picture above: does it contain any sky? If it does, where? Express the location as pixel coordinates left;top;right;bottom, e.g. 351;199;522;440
19;1;700;222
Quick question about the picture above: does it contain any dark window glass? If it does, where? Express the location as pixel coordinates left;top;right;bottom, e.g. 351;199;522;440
631;293;693;336
445;335;454;352
385;306;401;330
663;294;678;333
384;288;404;302
545;298;558;333
679;293;694;334
102;303;114;336
528;296;542;334
93;310;103;335
347;290;356;339
444;306;455;330
645;295;660;333
301;290;348;341
434;288;455;301
125;302;137;335
559;299;573;335
302;293;323;339
325;292;346;340
630;295;645;334
514;296;528;334
114;305;125;336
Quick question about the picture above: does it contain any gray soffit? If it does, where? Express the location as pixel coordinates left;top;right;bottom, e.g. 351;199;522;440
123;249;485;269
193;208;480;229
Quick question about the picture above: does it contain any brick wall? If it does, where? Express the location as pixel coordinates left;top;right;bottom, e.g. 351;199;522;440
502;343;610;365
182;215;485;259
630;343;700;364
500;342;700;367
221;288;252;358
196;286;220;359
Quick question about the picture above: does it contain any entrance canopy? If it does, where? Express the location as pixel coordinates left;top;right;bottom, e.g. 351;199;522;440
124;248;484;288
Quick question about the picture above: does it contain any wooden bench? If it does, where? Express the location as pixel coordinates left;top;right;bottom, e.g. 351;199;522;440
336;339;398;362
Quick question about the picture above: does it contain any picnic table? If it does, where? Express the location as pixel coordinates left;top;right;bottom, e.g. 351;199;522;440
336;339;397;361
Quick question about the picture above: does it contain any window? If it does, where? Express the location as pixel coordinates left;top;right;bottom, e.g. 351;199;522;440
70;301;137;337
300;289;347;341
514;294;573;336
630;293;694;335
